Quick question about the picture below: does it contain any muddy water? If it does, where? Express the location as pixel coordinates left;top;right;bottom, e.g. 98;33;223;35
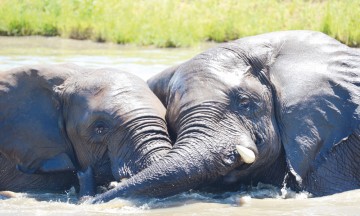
0;36;207;79
0;36;359;216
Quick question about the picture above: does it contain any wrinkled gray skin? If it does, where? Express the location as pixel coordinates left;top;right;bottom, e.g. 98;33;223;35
0;64;171;196
91;30;360;203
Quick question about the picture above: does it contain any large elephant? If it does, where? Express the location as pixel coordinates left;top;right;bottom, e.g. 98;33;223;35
0;64;172;196
90;30;360;203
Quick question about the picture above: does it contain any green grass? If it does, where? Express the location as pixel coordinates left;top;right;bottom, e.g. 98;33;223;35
0;0;359;47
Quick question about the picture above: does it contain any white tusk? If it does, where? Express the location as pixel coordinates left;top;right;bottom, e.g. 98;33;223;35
236;145;256;163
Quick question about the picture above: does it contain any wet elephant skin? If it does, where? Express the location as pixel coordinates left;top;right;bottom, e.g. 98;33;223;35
0;64;172;196
90;30;360;203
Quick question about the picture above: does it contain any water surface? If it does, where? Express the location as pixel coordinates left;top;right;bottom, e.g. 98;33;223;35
0;36;208;80
0;36;359;216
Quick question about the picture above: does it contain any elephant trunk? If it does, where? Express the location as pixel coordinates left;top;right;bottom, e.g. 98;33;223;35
90;122;259;203
110;114;173;181
91;141;214;203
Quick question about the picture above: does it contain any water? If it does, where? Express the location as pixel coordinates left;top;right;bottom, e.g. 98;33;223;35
0;36;207;80
1;187;360;216
0;36;359;215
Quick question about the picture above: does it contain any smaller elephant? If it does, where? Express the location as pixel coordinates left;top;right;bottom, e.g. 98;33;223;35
90;30;360;203
0;64;172;196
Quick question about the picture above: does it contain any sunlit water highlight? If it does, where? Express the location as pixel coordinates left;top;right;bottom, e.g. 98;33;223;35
0;36;359;215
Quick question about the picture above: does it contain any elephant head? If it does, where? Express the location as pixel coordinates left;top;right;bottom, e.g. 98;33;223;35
0;64;172;194
90;30;360;202
60;67;172;185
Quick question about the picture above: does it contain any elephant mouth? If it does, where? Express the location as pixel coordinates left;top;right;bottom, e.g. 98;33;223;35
220;162;253;184
236;162;253;172
92;157;114;185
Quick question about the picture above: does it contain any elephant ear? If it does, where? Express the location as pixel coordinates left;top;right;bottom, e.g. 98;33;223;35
0;66;75;173
230;31;351;186
147;64;180;107
260;31;357;186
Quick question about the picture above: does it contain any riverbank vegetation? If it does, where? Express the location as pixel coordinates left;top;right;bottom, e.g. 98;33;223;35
0;0;359;47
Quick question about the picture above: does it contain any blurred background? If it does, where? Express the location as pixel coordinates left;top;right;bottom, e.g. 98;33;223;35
0;0;359;48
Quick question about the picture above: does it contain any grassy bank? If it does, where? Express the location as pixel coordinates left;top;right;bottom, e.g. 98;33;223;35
0;0;359;47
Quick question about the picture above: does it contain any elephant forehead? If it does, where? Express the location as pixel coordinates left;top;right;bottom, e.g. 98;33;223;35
173;56;253;91
170;70;264;102
172;68;237;92
85;94;165;121
169;76;227;105
214;69;249;87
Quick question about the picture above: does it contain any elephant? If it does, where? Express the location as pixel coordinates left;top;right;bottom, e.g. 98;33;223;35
90;30;360;203
0;64;172;196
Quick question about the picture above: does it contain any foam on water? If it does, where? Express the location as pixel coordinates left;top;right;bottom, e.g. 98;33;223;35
2;186;356;216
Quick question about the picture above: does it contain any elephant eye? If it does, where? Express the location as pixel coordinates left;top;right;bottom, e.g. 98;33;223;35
95;126;104;134
228;155;236;162
239;96;250;109
93;121;109;136
223;151;238;166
